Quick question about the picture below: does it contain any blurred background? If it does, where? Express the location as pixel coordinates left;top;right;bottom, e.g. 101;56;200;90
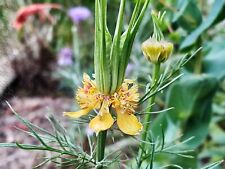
0;0;225;168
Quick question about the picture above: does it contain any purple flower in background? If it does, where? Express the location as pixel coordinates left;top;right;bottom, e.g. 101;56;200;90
57;47;73;66
68;6;91;24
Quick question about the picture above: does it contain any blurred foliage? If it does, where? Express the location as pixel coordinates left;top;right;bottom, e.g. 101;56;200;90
145;0;225;168
0;0;225;168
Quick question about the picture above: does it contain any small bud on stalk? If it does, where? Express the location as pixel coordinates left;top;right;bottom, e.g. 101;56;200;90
141;38;173;64
141;11;173;64
138;11;174;166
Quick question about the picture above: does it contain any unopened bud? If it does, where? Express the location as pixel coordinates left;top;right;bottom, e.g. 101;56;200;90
141;38;173;64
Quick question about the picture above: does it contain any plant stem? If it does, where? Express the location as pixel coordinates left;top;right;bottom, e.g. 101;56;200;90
137;62;161;167
194;37;202;74
96;130;107;169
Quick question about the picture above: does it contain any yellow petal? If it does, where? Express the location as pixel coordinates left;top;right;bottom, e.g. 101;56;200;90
64;108;91;118
117;110;142;135
89;102;114;133
89;112;114;133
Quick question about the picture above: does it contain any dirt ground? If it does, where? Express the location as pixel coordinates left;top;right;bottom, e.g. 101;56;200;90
0;97;73;169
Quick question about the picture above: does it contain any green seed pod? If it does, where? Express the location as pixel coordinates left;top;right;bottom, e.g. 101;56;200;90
141;38;173;64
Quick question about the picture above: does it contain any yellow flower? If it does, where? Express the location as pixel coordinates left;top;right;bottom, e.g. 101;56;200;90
112;80;142;135
141;38;173;64
64;74;142;135
64;74;101;118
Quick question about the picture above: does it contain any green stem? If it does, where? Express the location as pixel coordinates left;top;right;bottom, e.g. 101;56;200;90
137;62;160;167
72;26;81;74
194;37;202;74
96;130;107;169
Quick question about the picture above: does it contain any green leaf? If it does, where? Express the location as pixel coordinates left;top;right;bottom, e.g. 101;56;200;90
180;0;225;49
102;27;112;93
117;0;151;88
94;0;103;91
209;123;225;145
94;0;112;94
0;143;18;148
200;147;225;160
203;48;225;81
151;74;218;148
170;151;198;169
201;160;224;169
100;0;112;94
173;0;202;32
110;0;126;94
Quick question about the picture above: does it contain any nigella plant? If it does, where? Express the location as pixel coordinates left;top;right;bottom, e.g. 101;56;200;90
65;1;151;167
1;1;204;169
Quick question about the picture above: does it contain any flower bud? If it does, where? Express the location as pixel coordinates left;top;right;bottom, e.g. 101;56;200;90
141;38;173;64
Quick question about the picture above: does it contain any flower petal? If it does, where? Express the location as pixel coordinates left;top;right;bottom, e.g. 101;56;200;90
117;110;142;135
89;101;114;133
64;108;91;118
14;3;61;30
89;112;114;133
